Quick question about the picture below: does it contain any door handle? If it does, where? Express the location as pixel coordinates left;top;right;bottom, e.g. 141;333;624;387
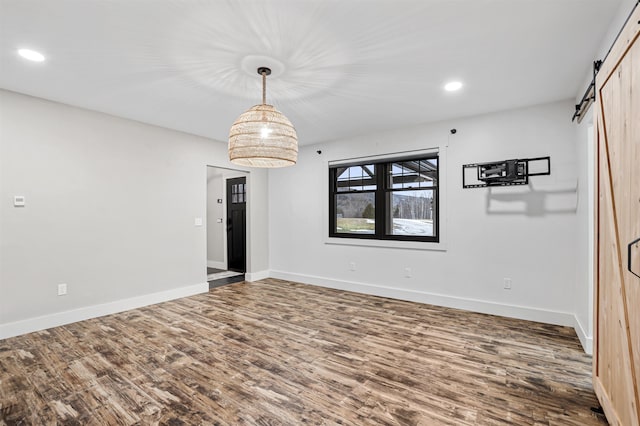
629;236;640;279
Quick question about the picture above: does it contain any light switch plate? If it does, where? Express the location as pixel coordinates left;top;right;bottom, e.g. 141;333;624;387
58;283;67;296
14;196;25;207
194;217;203;226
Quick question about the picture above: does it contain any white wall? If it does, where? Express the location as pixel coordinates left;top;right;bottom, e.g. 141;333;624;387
206;169;225;268
269;100;579;327
247;163;269;281
0;89;269;338
574;120;595;353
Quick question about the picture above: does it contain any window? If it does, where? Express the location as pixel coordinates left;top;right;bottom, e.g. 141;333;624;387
329;154;438;242
231;182;246;204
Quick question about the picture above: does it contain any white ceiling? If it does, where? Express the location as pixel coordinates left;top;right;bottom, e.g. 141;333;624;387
0;0;621;145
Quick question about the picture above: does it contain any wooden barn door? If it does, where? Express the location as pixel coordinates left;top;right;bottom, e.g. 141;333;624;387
593;6;640;426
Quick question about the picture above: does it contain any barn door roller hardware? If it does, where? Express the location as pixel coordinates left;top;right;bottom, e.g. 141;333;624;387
572;60;602;123
462;156;550;189
572;1;639;123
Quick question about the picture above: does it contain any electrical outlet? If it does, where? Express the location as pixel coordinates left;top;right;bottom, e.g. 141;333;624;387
404;267;412;278
349;262;356;271
57;283;68;296
14;196;25;207
503;278;512;290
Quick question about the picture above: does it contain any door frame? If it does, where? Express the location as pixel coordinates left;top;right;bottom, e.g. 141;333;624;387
206;166;249;272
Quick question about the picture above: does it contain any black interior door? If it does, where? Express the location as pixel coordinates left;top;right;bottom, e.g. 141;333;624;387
226;177;246;272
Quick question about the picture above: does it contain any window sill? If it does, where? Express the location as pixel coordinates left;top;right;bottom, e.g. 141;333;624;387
324;237;447;251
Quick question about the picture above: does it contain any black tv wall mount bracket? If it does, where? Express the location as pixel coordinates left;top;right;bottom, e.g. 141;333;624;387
462;156;551;189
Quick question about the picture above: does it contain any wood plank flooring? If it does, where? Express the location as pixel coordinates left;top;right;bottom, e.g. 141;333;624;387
0;279;605;425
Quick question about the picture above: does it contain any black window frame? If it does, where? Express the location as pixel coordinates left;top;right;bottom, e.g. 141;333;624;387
329;153;439;243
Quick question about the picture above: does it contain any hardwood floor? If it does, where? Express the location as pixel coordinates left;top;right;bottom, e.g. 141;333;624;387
0;279;604;425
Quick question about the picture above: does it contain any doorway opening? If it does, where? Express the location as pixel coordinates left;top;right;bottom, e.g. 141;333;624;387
206;166;248;289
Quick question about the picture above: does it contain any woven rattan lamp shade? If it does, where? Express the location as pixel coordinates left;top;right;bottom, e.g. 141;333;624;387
228;67;298;168
228;104;298;167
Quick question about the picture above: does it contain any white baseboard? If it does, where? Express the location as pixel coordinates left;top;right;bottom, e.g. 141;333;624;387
270;270;575;327
574;315;593;355
0;282;208;340
245;270;269;282
207;260;226;269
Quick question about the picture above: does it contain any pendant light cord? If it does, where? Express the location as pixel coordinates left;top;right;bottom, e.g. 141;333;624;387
262;71;266;105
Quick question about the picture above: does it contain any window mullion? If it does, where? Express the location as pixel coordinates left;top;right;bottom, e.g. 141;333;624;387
374;163;385;239
329;168;336;235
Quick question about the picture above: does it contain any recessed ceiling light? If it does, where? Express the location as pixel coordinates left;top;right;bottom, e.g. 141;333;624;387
18;48;45;62
444;81;463;92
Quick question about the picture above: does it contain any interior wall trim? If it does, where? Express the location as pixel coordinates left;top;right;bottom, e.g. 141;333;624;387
269;270;578;336
574;314;594;355
0;282;208;340
245;270;270;282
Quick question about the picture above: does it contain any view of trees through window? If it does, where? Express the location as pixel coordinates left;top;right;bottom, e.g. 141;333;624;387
330;155;438;242
335;192;375;234
389;190;435;236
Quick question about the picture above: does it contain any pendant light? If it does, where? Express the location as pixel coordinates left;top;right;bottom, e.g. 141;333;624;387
228;67;298;167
